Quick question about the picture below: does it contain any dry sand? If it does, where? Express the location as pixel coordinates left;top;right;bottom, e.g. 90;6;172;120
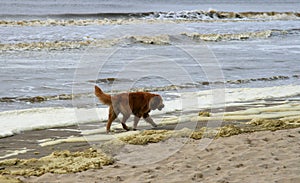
15;127;300;183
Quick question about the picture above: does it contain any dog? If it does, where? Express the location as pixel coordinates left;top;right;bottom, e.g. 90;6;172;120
95;85;164;133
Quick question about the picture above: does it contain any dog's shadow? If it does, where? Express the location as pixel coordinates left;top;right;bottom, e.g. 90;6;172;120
111;124;177;134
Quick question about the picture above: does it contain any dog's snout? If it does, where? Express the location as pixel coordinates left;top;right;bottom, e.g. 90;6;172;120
158;104;165;110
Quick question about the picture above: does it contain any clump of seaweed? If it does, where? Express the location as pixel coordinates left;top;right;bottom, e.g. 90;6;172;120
119;118;300;145
190;127;207;139
119;130;173;145
216;125;243;138
0;148;114;177
198;111;210;117
119;125;246;145
119;128;208;145
247;118;300;131
0;175;22;183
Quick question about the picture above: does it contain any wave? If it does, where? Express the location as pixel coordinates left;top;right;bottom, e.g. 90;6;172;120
0;18;139;26
0;18;248;27
145;10;300;20
0;12;153;20
226;75;291;84
0;29;294;51
128;75;299;91
0;92;96;104
0;10;299;27
0;39;119;51
182;30;287;41
1;75;298;104
0;94;74;103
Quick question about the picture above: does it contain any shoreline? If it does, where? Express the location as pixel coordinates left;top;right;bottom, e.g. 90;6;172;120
0;126;298;183
0;125;90;160
1;100;300;182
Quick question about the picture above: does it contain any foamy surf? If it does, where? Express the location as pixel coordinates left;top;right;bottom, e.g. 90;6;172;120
145;10;300;21
38;101;300;147
0;107;107;138
0;29;293;51
0;10;299;27
1;85;300;140
0;148;34;159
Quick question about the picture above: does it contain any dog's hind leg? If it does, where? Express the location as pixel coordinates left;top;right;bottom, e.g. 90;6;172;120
107;106;118;133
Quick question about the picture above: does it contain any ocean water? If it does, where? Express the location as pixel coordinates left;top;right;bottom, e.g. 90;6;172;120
0;0;300;138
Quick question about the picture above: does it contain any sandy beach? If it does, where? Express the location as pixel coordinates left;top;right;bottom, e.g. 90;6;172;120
0;114;299;183
1;1;300;183
1;98;300;183
8;127;298;183
1;101;300;183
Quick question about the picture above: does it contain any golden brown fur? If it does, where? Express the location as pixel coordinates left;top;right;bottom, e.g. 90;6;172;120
95;86;164;133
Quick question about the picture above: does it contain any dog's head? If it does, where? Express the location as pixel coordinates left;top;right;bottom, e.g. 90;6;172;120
150;95;164;111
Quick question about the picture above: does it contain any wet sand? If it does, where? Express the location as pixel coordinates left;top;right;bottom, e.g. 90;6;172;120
0;125;90;160
0;122;299;182
13;127;300;183
1;102;300;182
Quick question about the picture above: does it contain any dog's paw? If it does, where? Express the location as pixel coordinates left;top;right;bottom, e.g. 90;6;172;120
121;123;130;131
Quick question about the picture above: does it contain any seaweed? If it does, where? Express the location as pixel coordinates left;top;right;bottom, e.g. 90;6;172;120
0;148;113;177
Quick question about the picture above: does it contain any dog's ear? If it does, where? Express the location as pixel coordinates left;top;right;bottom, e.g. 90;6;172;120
150;95;161;110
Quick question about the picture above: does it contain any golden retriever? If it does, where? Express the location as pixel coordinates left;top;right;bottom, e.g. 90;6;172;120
95;86;164;133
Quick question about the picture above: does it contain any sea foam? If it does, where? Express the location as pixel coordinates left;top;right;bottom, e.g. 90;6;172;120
0;85;300;138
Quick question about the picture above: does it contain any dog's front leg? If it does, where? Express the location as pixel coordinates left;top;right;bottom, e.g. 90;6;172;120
133;116;140;130
144;116;158;128
121;114;130;131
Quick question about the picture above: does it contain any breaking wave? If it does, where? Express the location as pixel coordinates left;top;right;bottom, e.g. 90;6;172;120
0;93;82;103
0;18;141;27
182;30;287;41
1;75;298;104
0;10;299;27
145;10;300;20
0;29;293;51
0;39;119;51
0;12;153;20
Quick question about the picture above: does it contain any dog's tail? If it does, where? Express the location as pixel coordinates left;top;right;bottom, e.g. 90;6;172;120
95;85;112;105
